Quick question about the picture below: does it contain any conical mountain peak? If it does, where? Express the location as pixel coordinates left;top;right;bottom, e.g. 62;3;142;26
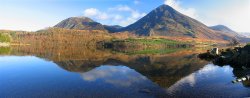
122;4;233;40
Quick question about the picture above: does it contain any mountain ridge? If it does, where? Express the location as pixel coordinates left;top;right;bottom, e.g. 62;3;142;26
103;25;123;33
54;17;106;31
209;25;238;35
54;4;237;42
121;4;234;40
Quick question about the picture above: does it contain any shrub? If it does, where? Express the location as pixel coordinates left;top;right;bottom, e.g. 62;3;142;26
0;33;11;42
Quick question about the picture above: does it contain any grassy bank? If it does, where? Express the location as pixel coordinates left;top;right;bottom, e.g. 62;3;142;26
122;48;184;55
99;38;192;50
99;38;191;55
123;38;183;45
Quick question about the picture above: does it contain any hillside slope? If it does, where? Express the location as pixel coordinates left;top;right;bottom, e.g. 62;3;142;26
209;25;250;43
210;25;237;34
54;17;106;31
122;5;234;41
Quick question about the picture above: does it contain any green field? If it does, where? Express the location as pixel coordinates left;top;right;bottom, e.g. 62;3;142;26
124;48;183;55
124;38;184;45
110;38;187;47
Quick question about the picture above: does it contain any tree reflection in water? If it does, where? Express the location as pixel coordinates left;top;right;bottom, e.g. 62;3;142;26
1;45;209;88
1;46;249;97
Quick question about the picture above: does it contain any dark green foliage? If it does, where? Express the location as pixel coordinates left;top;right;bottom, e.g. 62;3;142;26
185;30;197;38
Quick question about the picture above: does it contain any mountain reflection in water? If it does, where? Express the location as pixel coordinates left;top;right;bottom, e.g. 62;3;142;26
0;46;250;98
79;66;167;97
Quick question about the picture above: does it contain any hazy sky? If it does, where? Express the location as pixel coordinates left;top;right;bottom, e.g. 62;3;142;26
0;0;249;32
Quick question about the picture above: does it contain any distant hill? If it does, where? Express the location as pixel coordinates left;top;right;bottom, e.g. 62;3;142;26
209;25;239;35
104;25;123;33
209;25;250;43
54;17;106;31
239;32;250;38
238;32;250;43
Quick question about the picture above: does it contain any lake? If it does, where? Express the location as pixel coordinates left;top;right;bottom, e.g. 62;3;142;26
0;46;250;98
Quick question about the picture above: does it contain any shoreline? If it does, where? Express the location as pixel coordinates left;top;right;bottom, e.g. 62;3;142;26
0;42;10;47
0;43;31;47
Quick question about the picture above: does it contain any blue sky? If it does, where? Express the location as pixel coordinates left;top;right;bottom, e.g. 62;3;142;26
0;0;249;32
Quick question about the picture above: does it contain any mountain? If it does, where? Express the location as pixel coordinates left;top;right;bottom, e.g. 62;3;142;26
239;32;250;38
104;25;123;33
54;17;123;33
122;4;233;40
54;17;106;31
54;5;235;41
209;25;250;42
237;32;250;42
209;25;238;35
211;25;250;43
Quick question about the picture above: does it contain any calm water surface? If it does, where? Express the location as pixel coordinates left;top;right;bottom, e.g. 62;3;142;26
0;46;249;98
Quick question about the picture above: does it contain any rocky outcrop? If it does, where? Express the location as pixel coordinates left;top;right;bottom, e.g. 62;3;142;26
198;45;250;68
